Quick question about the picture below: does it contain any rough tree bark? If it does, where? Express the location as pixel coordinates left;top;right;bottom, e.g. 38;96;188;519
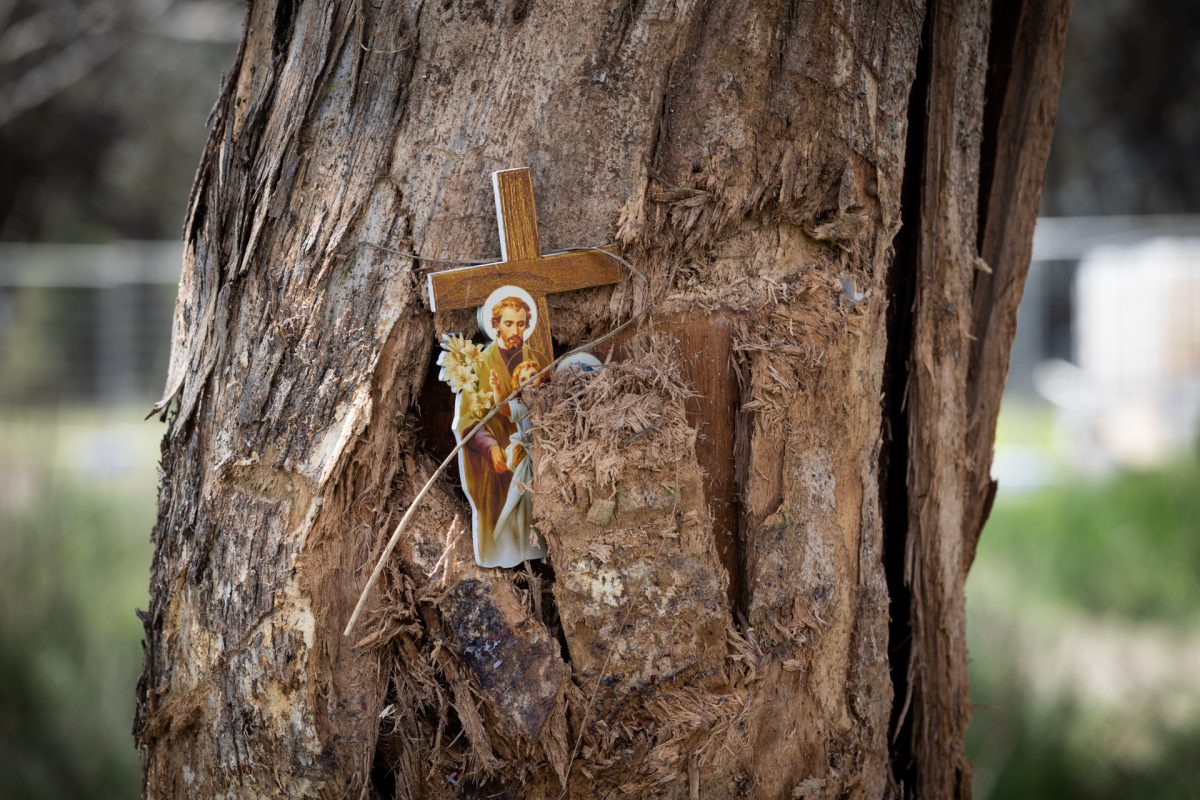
134;1;1068;797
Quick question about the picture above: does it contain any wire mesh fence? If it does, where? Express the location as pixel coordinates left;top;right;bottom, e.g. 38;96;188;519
0;242;180;407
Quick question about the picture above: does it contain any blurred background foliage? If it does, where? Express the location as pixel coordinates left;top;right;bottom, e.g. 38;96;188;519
0;1;1197;798
0;410;160;797
967;427;1200;799
1041;0;1200;216
0;1;239;797
0;0;242;242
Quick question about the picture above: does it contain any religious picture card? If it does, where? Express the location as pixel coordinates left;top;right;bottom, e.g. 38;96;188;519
436;287;547;568
427;168;619;567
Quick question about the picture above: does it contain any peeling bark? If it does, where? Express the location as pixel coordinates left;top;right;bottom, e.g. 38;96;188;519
135;1;1069;797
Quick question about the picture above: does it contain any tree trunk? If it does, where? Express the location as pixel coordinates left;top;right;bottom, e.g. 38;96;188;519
134;1;1068;798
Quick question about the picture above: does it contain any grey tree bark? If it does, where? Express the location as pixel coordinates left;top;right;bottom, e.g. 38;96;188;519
134;1;1069;797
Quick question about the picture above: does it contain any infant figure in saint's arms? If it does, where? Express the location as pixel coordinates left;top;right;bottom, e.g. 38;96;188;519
504;360;541;467
492;358;545;560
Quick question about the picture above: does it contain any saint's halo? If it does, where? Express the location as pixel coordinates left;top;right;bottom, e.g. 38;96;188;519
478;284;538;341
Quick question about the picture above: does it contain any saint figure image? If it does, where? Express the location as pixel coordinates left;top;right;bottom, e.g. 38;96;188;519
443;285;548;567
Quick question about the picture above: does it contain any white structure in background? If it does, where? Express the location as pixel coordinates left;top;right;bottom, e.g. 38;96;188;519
1032;219;1200;472
2;223;1197;474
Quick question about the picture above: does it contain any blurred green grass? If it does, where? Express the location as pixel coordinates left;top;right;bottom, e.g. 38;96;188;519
974;451;1200;624
967;436;1200;799
0;408;159;800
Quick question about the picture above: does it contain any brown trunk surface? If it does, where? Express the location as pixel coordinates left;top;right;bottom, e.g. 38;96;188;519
134;1;1069;797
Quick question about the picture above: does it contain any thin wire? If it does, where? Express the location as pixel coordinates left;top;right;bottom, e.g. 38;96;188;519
342;247;648;638
355;240;495;268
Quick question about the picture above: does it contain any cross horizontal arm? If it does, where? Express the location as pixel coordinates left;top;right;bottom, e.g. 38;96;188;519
427;247;620;311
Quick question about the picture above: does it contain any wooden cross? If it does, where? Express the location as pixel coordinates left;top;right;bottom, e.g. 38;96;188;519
426;168;620;362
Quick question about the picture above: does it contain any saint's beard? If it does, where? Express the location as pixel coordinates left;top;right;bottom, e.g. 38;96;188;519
500;332;523;350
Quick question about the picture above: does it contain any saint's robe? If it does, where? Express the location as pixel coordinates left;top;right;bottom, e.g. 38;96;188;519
493;396;544;563
454;338;545;567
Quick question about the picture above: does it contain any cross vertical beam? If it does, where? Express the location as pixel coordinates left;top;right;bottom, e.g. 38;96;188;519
492;169;554;361
426;168;621;369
